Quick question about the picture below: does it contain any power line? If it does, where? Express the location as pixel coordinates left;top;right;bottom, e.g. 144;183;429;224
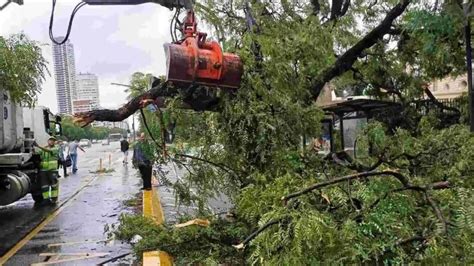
49;0;86;45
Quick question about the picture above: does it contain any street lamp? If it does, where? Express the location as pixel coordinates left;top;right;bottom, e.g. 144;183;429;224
110;82;136;141
110;82;132;88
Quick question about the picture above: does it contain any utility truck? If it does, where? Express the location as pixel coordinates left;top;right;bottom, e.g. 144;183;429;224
0;89;62;206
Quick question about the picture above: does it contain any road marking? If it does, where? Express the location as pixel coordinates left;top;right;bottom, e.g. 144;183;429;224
32;252;109;265
39;252;110;257
47;239;109;248
0;175;100;265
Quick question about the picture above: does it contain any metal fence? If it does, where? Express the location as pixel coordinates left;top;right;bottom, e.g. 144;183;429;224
438;97;467;110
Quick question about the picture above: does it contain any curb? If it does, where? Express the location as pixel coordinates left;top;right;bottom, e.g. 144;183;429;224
142;186;173;265
142;188;164;224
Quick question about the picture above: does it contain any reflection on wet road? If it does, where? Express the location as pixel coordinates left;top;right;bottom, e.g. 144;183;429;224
0;142;141;265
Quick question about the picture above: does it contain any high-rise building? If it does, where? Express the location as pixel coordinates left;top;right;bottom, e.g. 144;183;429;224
52;38;77;114
75;73;100;113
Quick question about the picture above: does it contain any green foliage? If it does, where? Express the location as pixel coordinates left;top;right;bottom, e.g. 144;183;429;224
125;72;154;100
401;9;465;78
0;33;48;105
114;214;249;264
61;116;120;141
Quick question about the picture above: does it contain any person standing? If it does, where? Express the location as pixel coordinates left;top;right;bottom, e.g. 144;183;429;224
120;137;130;165
132;133;154;190
34;137;60;204
68;139;85;174
56;139;68;178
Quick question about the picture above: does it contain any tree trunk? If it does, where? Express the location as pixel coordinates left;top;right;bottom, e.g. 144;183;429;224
74;82;221;127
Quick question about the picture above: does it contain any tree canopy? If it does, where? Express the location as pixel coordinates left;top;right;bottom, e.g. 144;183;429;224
61;116;124;141
0;34;48;106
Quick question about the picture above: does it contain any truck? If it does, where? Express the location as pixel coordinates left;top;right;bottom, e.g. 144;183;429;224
108;133;123;142
0;89;62;206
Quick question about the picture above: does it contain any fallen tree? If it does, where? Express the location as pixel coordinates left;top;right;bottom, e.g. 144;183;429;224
82;0;474;264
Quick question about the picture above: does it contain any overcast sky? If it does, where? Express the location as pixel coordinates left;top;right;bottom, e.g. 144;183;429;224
0;0;174;113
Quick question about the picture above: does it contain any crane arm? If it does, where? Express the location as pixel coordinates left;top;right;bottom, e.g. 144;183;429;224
83;0;193;9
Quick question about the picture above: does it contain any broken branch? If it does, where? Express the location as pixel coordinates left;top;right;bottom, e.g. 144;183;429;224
233;219;283;250
281;170;409;204
369;181;451;210
74;82;221;127
395;235;426;246
423;191;450;235
310;0;411;99
174;153;242;179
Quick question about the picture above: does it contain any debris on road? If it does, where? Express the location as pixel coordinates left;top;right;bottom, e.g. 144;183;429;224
174;219;211;228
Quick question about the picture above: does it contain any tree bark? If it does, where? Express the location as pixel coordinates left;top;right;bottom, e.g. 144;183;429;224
329;0;350;21
74;82;221;127
233;219;283;249
310;0;321;16
330;0;344;21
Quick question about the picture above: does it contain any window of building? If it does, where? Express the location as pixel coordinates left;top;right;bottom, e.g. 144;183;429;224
444;84;450;91
460;80;468;90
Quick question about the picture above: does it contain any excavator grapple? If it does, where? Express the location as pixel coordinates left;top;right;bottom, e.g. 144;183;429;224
164;11;243;89
47;0;242;88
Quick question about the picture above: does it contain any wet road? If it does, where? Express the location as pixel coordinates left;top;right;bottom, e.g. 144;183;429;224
0;142;141;265
156;162;232;223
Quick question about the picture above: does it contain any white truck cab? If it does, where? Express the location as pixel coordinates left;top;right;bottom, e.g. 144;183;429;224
0;89;62;206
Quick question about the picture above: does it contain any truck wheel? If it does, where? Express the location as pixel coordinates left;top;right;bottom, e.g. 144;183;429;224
32;193;44;203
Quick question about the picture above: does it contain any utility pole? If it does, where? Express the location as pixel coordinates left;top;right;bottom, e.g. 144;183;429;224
465;1;474;132
132;114;136;141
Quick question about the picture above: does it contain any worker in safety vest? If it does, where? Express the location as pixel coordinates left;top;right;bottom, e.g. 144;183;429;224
34;137;60;204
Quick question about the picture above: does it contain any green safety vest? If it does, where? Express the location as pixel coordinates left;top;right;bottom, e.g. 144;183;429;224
39;145;59;171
